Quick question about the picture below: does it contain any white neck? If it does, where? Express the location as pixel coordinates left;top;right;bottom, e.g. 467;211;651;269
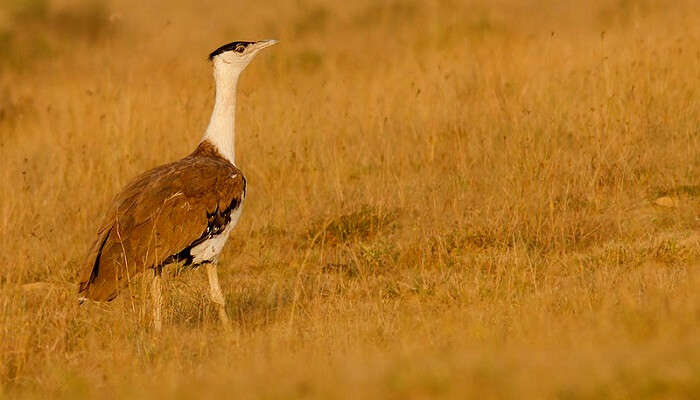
202;62;241;164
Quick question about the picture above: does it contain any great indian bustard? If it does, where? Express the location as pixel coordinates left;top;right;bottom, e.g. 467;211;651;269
78;40;278;331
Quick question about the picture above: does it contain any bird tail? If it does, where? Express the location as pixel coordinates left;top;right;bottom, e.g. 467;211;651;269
78;227;119;302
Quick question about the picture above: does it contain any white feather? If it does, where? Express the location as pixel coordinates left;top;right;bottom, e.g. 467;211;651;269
189;203;243;264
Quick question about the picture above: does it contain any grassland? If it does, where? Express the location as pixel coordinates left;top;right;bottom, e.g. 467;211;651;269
1;0;699;398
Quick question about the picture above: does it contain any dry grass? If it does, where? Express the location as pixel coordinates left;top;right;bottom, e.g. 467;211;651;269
1;0;699;398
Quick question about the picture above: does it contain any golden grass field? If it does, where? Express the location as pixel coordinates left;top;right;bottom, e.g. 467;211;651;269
1;0;699;398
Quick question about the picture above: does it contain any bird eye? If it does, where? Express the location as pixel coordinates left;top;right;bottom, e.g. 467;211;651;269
234;45;246;53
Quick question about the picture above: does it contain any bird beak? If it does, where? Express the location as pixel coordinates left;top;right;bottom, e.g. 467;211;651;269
255;39;279;51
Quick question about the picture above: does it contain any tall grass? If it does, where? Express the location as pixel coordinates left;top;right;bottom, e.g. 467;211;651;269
1;0;699;398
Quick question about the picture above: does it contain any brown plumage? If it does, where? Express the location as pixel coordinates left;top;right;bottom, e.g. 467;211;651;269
78;140;246;302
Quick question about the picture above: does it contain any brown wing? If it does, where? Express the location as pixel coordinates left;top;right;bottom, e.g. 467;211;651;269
78;145;245;302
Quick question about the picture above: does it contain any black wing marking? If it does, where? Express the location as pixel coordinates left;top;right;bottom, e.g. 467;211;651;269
161;195;242;268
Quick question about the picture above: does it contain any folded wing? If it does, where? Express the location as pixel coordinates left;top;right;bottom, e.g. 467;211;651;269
78;145;245;301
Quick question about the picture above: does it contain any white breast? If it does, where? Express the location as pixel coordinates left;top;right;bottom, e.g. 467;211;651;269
190;203;243;264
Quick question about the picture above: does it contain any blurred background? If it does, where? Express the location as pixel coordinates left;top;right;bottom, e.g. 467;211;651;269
1;0;698;398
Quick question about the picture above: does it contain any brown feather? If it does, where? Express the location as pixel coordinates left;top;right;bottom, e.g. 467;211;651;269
78;141;245;301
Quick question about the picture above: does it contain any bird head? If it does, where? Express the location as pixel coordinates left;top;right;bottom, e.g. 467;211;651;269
208;40;278;72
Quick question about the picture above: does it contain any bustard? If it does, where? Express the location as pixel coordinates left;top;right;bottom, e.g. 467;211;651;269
78;40;278;331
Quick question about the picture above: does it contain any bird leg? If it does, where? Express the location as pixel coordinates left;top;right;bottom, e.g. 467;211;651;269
151;268;163;332
206;262;231;331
